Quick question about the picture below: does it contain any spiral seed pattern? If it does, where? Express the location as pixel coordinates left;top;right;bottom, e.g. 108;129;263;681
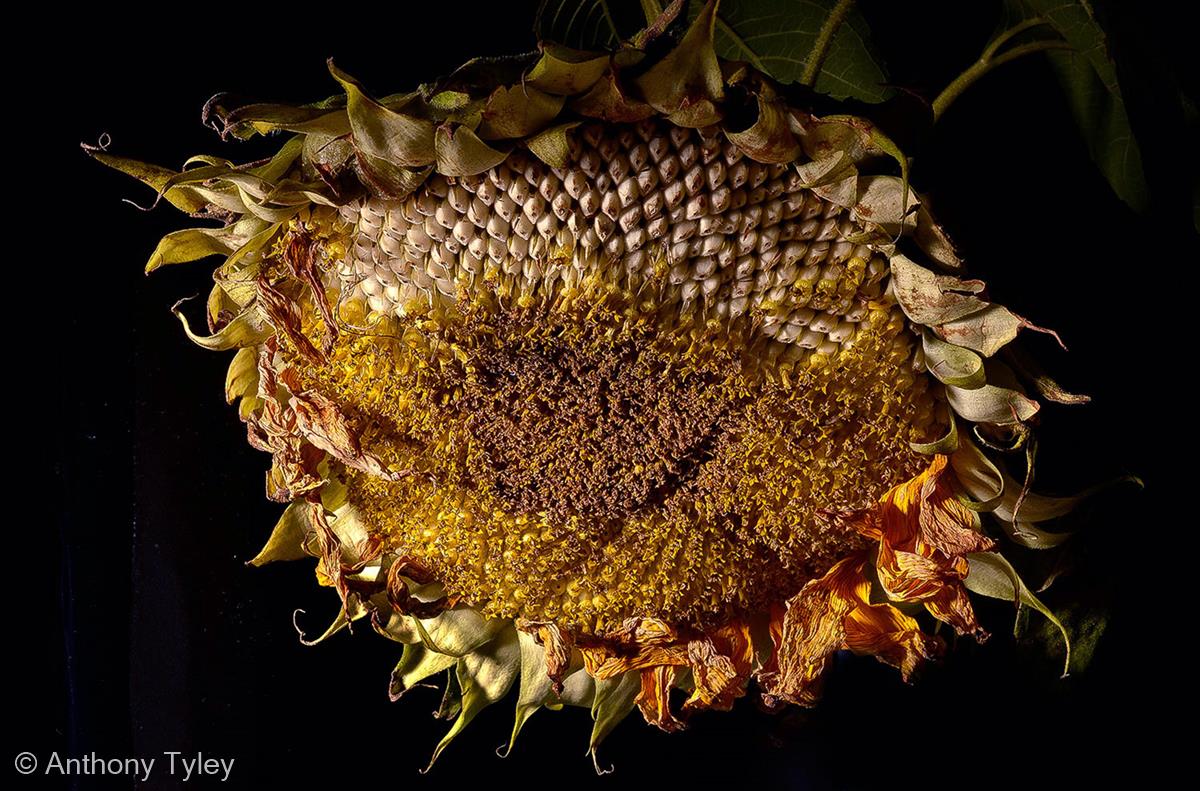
335;120;891;359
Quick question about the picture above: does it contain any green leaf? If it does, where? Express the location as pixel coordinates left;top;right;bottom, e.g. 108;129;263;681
1047;49;1148;212
705;0;892;103
570;68;656;122
1018;599;1107;675
1013;0;1149;212
535;0;648;51
355;154;431;200
965;551;1071;677
248;137;305;186
303;133;355;177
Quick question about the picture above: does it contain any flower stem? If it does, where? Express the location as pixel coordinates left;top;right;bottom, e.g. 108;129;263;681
639;0;663;27
932;39;1073;122
800;0;855;88
981;17;1050;61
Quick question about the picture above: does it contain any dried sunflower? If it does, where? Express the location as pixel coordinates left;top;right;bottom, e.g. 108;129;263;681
91;0;1116;771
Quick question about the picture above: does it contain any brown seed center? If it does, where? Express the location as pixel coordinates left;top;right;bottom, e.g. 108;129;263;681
460;323;734;524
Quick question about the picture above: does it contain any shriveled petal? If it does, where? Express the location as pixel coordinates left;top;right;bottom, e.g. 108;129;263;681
758;556;860;708
578;618;755;721
843;600;942;681
635;666;685;733
877;455;994;556
578;618;691;680
277;367;408;482
876;547;948;600
516;620;574;694
255;279;324;364
682;636;742;711
924;584;988;641
880;551;987;639
759;552;947;705
870;456;994;639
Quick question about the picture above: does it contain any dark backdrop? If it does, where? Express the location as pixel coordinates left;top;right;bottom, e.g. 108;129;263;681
28;2;1190;788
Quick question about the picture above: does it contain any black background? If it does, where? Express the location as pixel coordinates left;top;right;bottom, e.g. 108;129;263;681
26;1;1192;788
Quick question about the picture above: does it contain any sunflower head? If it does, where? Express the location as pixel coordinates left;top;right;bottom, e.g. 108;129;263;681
93;0;1112;770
